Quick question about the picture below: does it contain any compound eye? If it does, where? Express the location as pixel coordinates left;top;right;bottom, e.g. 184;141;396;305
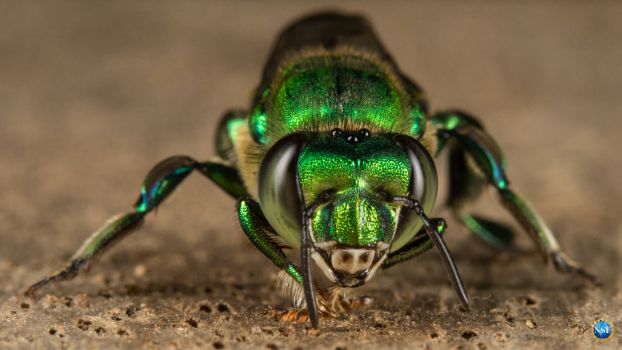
258;133;308;247
393;135;438;207
391;135;438;248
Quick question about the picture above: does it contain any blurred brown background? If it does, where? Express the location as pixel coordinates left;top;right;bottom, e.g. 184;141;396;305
0;1;620;349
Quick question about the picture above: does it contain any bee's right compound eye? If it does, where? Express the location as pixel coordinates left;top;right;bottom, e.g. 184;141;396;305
258;133;308;248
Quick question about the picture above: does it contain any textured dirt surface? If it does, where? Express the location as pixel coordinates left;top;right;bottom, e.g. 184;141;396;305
1;1;621;349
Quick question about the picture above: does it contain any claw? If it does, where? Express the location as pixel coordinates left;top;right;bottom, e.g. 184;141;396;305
24;257;89;298
279;309;310;323
319;287;373;313
550;252;602;286
348;295;373;309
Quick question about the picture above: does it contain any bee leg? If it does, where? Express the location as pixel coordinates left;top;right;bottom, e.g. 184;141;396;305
25;156;247;297
316;286;373;314
498;189;601;285
238;199;328;323
271;285;373;323
431;110;600;285
447;142;515;249
237;199;303;288
238;199;367;323
215;109;247;163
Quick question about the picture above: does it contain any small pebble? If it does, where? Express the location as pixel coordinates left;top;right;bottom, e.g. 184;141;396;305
76;293;90;309
133;264;147;277
306;328;319;336
525;320;536;329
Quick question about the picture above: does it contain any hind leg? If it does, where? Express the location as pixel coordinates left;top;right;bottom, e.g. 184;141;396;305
431;110;599;284
25;155;247;297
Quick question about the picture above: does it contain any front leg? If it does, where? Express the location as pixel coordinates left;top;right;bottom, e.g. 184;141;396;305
237;199;303;289
431;110;599;284
237;199;371;322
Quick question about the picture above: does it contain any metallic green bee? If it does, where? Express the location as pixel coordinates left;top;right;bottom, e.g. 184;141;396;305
26;12;598;328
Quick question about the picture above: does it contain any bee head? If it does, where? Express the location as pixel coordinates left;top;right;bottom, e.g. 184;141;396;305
258;131;437;286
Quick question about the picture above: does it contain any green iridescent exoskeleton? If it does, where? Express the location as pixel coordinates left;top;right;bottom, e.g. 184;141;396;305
249;54;426;145
299;135;410;247
26;11;599;329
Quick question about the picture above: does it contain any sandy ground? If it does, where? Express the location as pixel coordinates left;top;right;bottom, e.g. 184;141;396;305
0;1;621;349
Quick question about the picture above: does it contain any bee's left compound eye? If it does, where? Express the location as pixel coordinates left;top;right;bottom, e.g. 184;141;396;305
257;133;308;248
393;135;437;206
390;135;439;249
